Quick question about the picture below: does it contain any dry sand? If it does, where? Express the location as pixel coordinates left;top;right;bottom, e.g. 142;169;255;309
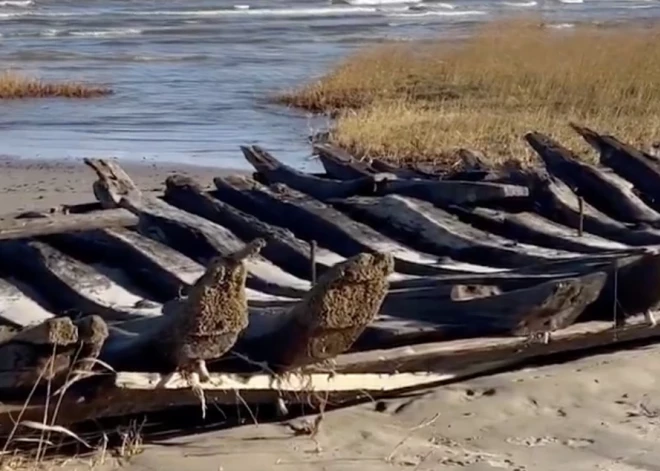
2;159;660;471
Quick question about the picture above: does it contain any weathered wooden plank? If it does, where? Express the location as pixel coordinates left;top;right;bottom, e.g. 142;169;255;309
162;174;345;281
379;271;607;336
0;276;56;328
242;145;380;200
526;131;660;224
0;240;162;323
369;158;431;179
313;143;377;180
509;169;660;246
0;208;137;241
571;124;660;209
84;158;311;298
212;175;504;275
332;194;588;268
449;205;631;254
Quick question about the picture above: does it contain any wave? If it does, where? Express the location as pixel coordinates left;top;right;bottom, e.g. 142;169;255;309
557;0;583;3
387;9;487;17
0;0;32;6
69;28;143;38
130;6;381;17
333;0;422;5
502;1;538;7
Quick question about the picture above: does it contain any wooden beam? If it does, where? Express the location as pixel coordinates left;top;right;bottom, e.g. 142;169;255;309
0;208;137;240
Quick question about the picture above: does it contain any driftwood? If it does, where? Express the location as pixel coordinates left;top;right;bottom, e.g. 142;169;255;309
84;158;310;298
380;271;607;336
163;174;340;281
0;240;162;322
242;145;382;200
212;175;502;276
0;276;55;327
332;194;587;268
449;205;630;254
509;170;660;246
313;143;377;180
526;132;660;224
571;124;660;209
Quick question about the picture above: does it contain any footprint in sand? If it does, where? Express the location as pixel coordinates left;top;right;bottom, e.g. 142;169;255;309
506;435;594;448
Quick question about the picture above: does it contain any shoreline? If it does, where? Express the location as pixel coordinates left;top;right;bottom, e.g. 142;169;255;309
0;156;246;215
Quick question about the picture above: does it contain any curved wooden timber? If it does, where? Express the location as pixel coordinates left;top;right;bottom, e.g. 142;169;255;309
448;205;631;254
242;145;381;200
212;175;504;276
313;142;378;180
83;158;311;298
571;124;660;210
525;131;660;224
508;169;660;246
331;194;590;268
0;276;56;328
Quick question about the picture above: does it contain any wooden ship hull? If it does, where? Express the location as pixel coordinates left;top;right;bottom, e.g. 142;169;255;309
3;124;660;435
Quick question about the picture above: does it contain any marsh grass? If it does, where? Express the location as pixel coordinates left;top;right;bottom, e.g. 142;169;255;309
278;19;660;166
0;72;111;100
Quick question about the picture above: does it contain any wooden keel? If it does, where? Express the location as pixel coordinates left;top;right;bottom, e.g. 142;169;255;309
525;131;660;224
83;158;310;298
571;124;660;210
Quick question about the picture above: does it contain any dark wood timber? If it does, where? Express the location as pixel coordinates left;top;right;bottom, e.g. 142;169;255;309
525;131;660;224
0;208;137;241
571;124;660;210
313;143;378;180
331;194;589;268
83;158;310;298
242;145;382;200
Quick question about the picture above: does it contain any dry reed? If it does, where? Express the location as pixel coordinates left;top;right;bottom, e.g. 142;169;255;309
278;19;660;166
0;72;111;100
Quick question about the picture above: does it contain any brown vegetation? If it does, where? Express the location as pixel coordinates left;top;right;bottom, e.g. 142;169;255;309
0;71;111;99
278;19;660;166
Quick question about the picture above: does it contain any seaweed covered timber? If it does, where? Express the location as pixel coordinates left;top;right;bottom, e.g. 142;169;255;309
3;124;660;436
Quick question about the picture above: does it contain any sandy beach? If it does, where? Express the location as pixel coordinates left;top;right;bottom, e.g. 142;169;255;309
1;159;659;471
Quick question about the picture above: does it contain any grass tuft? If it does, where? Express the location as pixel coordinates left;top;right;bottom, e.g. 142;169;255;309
0;72;112;100
278;18;660;166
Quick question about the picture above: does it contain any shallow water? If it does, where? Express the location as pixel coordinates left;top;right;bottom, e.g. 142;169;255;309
1;0;659;168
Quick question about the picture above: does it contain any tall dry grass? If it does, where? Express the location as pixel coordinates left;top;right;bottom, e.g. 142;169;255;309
0;72;111;99
278;19;660;165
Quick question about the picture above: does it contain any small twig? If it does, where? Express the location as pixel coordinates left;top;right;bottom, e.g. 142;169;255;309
386;413;440;463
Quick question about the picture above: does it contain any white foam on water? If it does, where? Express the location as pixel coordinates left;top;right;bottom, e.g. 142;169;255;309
502;1;538;7
0;0;33;6
0;11;27;18
69;28;143;38
387;9;487;17
547;22;575;28
334;0;422;5
131;6;380;17
558;0;583;3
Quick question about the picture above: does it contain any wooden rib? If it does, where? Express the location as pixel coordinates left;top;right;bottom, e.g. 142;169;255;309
525;131;660;224
380;272;607;336
510;169;660;246
84;158;311;298
0;276;56;328
332;194;587;267
369;158;431;179
449;205;631;254
212;175;504;275
571;123;660;210
242;145;379;200
0;208;137;241
162;174;345;281
0;240;163;323
313;143;377;180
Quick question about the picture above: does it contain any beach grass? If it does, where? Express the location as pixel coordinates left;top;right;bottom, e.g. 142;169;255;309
0;71;112;99
277;19;660;166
